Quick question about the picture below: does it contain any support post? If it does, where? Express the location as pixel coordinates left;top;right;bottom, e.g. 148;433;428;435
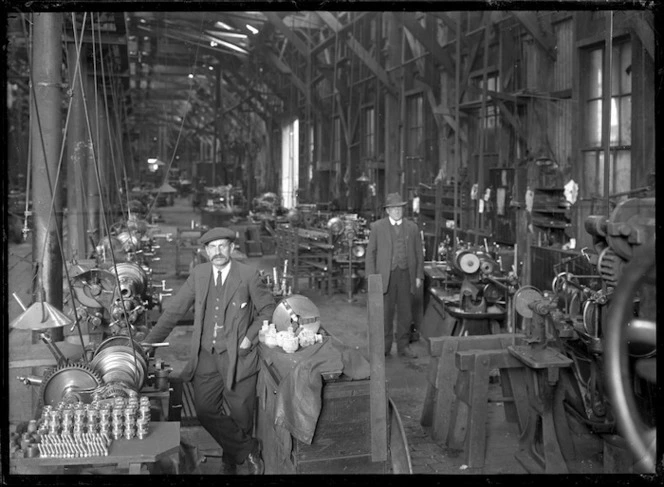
30;12;64;341
367;275;387;462
65;42;89;260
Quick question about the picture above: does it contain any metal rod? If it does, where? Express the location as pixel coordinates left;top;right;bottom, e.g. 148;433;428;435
30;12;65;341
602;11;613;216
12;293;27;311
453;13;461;253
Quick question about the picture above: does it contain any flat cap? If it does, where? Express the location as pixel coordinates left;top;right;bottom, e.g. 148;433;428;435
199;227;236;245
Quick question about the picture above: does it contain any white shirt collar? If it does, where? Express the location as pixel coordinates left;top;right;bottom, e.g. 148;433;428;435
389;216;402;226
213;262;231;285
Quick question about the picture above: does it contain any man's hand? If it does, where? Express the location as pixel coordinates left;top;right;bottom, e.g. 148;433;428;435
239;336;251;349
415;278;422;289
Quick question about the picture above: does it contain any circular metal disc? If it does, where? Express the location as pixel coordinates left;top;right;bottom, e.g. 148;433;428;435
40;364;102;407
458;253;480;274
514;286;543;318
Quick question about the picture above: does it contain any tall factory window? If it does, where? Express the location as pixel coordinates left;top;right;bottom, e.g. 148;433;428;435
406;94;424;157
582;40;632;196
362;106;375;159
471;73;501;154
332;117;341;162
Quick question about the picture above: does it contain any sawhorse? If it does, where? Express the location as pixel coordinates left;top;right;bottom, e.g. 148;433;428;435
420;334;530;468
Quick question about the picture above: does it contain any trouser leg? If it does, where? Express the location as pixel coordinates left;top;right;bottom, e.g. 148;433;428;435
394;268;413;352
192;348;255;464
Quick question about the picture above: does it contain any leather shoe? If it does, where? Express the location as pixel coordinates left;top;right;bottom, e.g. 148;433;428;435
219;460;237;475
398;346;418;359
245;450;264;475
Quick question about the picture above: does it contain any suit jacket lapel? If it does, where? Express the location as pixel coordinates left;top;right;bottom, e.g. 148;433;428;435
223;261;241;313
384;218;393;246
197;262;213;308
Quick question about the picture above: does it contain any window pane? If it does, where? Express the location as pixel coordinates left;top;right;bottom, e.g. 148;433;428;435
620;42;632;93
612;42;632;95
585;99;602;147
583;151;600;196
620;96;631;145
588;48;603;98
613;149;631;195
610;97;619;145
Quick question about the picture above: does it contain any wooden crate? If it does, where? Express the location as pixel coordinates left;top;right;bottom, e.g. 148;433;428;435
257;369;386;474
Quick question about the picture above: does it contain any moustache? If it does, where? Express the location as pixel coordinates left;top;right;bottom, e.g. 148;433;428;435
211;254;226;260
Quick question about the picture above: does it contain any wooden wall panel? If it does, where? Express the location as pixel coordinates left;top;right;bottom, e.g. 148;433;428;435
553;18;573;91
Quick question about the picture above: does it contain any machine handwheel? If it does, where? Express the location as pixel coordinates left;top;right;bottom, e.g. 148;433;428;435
604;239;657;472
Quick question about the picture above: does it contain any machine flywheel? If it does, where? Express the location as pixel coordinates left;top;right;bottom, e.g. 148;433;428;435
39;363;103;407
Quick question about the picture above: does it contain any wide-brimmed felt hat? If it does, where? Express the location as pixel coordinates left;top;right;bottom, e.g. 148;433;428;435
199;227;236;245
384;192;407;207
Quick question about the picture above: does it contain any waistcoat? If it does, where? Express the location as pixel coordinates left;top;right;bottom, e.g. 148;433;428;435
390;223;408;270
202;270;229;354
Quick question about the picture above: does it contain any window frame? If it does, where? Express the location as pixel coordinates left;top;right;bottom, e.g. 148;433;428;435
580;37;632;197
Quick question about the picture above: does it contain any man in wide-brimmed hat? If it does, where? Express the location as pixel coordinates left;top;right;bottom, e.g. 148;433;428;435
144;227;274;474
365;193;423;358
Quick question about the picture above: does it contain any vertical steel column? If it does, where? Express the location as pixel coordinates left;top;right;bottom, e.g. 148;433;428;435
384;13;402;194
66;42;89;260
213;66;220;186
477;20;490;243
96;94;109;232
453;13;461;251
602;11;614;216
85;72;100;248
30;12;64;340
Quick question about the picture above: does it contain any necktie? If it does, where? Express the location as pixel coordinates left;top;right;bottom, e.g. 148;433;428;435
216;270;223;290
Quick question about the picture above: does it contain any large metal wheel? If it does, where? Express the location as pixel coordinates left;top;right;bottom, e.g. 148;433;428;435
604;239;657;472
39;364;103;406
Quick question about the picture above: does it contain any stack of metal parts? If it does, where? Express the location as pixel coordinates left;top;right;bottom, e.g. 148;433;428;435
31;395;152;458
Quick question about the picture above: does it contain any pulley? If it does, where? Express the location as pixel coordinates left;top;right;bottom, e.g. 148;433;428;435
513;285;544;319
327;217;344;236
454;250;481;275
351;244;366;258
39;363;103;407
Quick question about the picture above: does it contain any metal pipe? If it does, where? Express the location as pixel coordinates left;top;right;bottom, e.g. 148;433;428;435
30;12;64;341
66;41;89;260
602;11;613;216
453;13;461;252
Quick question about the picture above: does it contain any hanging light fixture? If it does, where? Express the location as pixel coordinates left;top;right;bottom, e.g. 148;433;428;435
356;172;370;183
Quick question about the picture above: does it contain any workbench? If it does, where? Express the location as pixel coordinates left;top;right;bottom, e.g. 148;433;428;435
9;421;180;475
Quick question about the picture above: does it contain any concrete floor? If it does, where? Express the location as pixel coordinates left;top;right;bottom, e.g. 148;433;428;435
8;196;607;476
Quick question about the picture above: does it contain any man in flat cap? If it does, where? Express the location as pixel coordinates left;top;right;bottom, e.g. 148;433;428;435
366;193;423;359
144;227;275;474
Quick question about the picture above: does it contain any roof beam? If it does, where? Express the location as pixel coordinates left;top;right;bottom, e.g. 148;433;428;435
428;12;469;50
393;12;455;74
310;12;376;57
265;51;308;97
225;71;281;120
221;74;268;121
458;13;487;103
263;12;310;57
316;11;398;96
512;12;556;61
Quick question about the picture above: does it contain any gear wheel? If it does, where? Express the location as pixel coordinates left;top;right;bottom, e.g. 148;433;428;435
597;247;624;287
39;363;103;407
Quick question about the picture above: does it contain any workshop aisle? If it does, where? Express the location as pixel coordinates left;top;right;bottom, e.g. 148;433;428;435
151;198;527;475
